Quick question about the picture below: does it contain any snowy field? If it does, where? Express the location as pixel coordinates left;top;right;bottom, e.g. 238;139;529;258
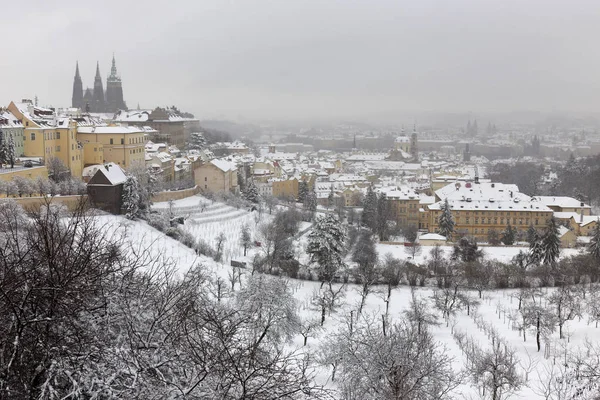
101;197;599;399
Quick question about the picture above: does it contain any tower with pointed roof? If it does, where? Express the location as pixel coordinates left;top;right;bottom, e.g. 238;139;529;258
106;55;127;113
71;57;128;113
92;62;107;112
71;62;83;110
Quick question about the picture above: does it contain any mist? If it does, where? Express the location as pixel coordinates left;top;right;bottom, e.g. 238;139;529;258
2;0;600;122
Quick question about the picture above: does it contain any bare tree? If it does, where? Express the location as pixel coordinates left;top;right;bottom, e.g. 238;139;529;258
549;285;582;339
351;229;379;314
404;288;440;335
215;231;227;261
470;341;524;400
323;314;462;400
380;253;404;316
239;223;252;256
299;317;322;346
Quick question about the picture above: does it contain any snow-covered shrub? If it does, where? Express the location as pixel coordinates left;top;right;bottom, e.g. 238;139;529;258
165;227;181;240
179;230;196;249
146;212;169;232
195;239;215;258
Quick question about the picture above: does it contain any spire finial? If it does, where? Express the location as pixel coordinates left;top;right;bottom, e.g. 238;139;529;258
110;53;118;77
75;61;81;78
95;61;101;78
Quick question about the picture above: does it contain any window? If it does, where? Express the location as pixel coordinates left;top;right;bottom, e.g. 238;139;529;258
72;144;74;150
31;133;35;141
121;138;124;145
72;156;74;161
110;138;114;145
204;177;207;181
94;147;97;152
205;184;207;189
56;132;60;139
56;145;60;152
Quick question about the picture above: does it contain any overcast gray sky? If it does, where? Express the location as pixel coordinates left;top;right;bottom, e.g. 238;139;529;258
1;0;599;122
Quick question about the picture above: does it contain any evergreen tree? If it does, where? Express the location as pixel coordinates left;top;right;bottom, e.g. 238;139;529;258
0;129;7;167
376;193;392;241
361;185;378;231
188;131;206;151
526;224;538;245
243;180;259;203
297;181;309;202
437;198;455;240
306;214;346;282
121;175;140;219
6;132;15;168
501;223;516;245
589;222;600;261
303;189;317;213
541;217;561;267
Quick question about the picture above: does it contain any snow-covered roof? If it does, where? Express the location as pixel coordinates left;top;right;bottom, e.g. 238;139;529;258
419;233;446;241
210;158;237;172
435;181;520;203
78;126;145;135
87;162;127;185
0;110;23;128
430;181;552;212
114;110;150;122
533;196;591;210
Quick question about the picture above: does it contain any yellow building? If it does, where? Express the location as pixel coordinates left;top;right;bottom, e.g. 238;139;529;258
428;181;553;240
77;126;146;170
380;187;421;228
8;102;83;179
272;177;299;200
194;159;238;193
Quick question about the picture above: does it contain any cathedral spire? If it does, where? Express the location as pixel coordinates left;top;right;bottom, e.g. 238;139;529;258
72;61;83;109
111;53;117;77
95;61;101;79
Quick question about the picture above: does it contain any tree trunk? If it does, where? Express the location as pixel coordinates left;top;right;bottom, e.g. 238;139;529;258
303;336;308;346
321;305;326;326
536;318;541;352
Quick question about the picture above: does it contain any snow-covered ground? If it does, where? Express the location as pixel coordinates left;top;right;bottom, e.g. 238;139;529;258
104;197;598;399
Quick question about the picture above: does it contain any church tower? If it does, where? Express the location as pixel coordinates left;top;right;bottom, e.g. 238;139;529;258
92;62;106;112
410;124;419;160
106;55;127;113
71;62;83;109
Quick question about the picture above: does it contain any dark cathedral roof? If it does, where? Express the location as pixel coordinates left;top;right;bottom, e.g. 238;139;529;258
72;56;127;113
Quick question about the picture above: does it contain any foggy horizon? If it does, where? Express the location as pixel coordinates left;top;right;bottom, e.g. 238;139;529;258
2;0;600;123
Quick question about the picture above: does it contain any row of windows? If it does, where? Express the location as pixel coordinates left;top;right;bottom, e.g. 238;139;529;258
128;137;144;144
129;148;143;154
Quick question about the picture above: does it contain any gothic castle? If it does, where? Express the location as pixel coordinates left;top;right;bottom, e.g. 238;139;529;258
71;56;127;113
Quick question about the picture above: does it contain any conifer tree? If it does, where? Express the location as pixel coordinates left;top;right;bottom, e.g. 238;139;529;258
306;214;346;282
361;185;378;231
303;189;317;213
526;224;538;246
501;223;516;245
188;131;206;150
6;132;15;168
541;217;561;267
437;198;455;240
589;222;600;261
243;180;259;203
0;129;7;167
121;175;140;219
297;181;309;202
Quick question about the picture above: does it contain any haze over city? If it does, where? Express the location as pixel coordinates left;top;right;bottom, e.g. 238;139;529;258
2;0;600;122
